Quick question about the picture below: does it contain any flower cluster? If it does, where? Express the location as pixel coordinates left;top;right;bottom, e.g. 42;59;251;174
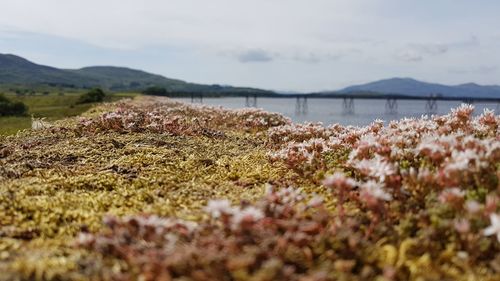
79;180;500;280
268;138;334;175
267;122;331;147
77;188;386;280
267;104;500;266
76;99;290;135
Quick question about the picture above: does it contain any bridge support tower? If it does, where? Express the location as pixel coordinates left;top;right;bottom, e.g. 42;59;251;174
385;98;398;114
245;94;257;107
191;93;203;103
342;97;355;115
425;97;438;115
295;96;308;115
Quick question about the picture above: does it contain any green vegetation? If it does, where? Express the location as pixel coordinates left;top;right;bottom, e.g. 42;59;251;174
0;94;28;116
76;88;106;104
0;92;138;135
0;117;32;135
142;86;168;96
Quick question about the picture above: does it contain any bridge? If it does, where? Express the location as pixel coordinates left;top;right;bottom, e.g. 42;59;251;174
189;93;500;115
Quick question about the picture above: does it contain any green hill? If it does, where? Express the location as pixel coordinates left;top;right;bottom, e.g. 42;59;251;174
0;53;272;94
0;54;97;87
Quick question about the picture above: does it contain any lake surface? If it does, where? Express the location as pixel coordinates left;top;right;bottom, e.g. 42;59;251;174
174;97;500;126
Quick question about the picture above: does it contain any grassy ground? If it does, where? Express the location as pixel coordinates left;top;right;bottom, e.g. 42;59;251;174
0;92;138;135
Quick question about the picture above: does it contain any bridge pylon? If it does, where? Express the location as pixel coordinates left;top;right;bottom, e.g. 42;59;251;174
462;98;474;105
245;94;257;107
425;96;438;115
342;97;355;115
385;98;398;114
295;96;308;115
191;93;203;103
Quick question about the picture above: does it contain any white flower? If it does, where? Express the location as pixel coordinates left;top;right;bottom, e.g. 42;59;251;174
360;181;392;201
353;155;396;182
446;149;483;172
307;195;324;207
322;172;357;189
484;213;500;243
276;187;304;203
444;187;465;197
76;232;94;245
204;199;235;218
104;112;120;119
231;206;264;228
264;183;274;195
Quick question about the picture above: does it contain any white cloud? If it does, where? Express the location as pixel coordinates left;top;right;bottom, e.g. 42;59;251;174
237;49;273;63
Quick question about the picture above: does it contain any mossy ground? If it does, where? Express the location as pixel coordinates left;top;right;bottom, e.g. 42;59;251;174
0;97;302;280
1;97;498;280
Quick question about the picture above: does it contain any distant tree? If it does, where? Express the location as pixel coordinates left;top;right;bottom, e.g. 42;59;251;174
143;86;168;96
15;89;26;97
77;88;106;104
0;94;9;103
0;94;28;116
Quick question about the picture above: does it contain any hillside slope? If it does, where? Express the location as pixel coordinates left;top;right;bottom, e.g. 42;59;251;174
337;77;500;98
0;54;97;87
0;54;271;94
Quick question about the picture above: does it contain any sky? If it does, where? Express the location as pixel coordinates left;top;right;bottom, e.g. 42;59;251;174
0;0;499;92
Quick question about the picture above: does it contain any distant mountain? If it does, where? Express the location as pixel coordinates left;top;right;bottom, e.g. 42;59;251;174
335;78;500;98
0;53;272;94
0;54;95;87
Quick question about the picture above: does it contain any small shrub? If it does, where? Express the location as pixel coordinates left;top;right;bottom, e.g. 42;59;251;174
77;88;106;104
142;86;168;96
0;94;28;116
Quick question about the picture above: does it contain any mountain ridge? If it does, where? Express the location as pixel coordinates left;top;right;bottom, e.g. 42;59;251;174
334;77;500;98
0;53;271;94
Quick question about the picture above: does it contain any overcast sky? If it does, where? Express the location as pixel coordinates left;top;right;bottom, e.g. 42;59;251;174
1;0;499;92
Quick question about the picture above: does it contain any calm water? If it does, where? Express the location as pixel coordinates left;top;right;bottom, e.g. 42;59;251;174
174;97;500;126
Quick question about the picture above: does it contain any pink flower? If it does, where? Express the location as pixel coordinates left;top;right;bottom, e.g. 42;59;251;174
465;200;481;214
454;218;470;234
